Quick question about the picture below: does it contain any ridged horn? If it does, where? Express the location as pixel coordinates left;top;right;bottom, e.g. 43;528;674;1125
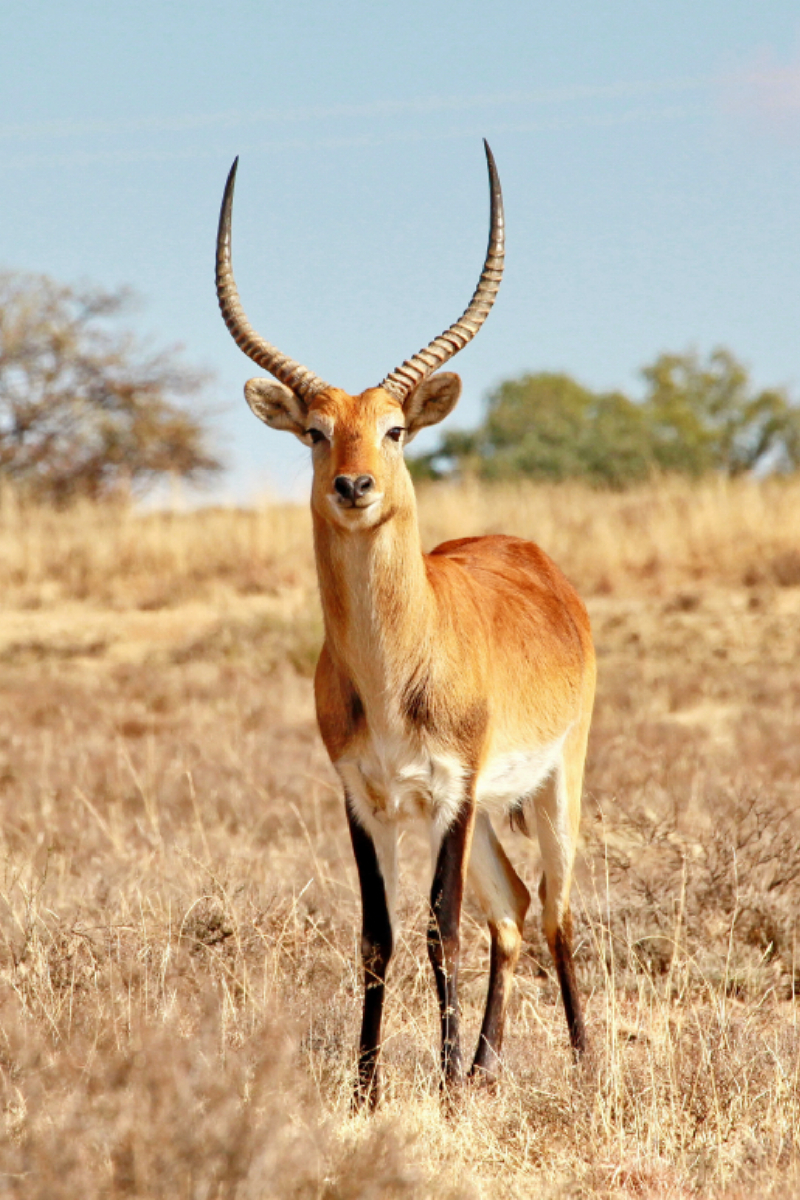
380;139;505;402
216;157;330;401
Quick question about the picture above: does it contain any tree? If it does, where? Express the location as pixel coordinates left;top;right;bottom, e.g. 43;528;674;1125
411;351;800;486
411;372;655;486
0;271;222;503
642;348;800;477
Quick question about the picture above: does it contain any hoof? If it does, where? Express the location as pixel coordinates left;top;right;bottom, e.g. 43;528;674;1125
467;1062;499;1092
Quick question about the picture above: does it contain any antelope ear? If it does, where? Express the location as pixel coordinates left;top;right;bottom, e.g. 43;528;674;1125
403;372;462;442
245;378;307;439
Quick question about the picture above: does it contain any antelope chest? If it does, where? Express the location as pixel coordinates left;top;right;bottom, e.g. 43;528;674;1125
336;726;467;835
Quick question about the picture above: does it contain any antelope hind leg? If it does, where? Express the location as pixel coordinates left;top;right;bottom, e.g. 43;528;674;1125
467;811;530;1084
534;757;587;1056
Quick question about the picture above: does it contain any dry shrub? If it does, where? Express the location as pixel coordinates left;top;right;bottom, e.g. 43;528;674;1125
585;791;800;997
0;1002;317;1199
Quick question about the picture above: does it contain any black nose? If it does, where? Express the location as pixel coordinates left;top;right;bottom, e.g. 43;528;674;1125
334;474;375;503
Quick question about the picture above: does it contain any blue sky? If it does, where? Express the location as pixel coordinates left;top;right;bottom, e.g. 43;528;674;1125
3;2;800;500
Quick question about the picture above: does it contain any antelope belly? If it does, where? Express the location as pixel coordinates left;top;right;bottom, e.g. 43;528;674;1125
475;740;565;813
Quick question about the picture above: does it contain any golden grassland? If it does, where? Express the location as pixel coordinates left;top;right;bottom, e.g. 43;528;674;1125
1;476;800;1197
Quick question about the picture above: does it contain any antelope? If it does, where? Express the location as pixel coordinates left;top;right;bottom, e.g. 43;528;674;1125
215;142;596;1107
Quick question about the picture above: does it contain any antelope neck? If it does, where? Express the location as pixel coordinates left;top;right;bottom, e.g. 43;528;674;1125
313;503;434;713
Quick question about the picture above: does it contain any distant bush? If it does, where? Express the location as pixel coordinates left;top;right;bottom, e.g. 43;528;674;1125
411;349;800;486
0;271;222;504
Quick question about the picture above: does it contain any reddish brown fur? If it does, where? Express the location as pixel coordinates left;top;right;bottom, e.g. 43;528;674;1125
246;375;595;1101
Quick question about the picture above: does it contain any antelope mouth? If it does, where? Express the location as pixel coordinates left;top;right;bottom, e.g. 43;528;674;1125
328;492;384;517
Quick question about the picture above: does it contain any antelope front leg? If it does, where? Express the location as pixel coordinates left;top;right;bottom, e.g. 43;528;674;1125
346;800;396;1110
428;795;476;1090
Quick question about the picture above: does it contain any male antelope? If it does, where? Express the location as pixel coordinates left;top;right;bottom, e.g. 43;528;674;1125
216;143;596;1106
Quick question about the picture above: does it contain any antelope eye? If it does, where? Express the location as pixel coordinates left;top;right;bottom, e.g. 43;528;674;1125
386;427;405;442
307;429;327;445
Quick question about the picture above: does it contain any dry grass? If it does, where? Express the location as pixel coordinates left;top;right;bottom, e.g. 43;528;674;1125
1;477;799;1197
2;474;800;610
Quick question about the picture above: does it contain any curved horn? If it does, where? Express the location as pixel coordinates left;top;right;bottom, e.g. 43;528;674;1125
216;157;330;401
380;139;505;402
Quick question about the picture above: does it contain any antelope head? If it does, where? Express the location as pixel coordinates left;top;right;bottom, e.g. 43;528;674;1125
216;142;504;531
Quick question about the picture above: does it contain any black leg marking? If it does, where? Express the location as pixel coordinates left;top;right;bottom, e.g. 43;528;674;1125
347;801;393;1110
552;912;587;1057
470;929;513;1085
428;797;475;1090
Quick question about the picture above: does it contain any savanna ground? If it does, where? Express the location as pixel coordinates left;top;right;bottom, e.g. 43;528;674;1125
0;476;799;1198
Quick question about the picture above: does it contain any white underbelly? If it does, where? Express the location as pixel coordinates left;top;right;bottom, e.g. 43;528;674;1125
337;726;565;832
475;739;565;815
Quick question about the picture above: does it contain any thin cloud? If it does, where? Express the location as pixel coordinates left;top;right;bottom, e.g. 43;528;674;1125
0;74;720;144
1;102;708;170
722;45;800;137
